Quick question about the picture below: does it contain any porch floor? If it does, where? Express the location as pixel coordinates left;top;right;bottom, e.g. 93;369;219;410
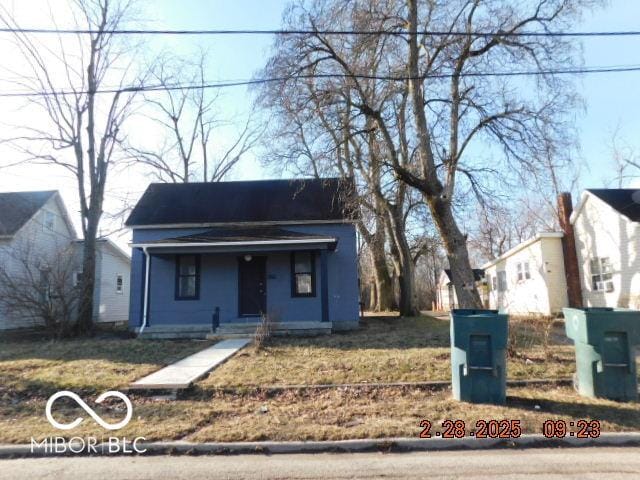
129;338;252;390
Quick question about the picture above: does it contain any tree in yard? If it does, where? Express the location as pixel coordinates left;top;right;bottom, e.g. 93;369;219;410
129;53;261;183
260;0;594;308
0;0;145;334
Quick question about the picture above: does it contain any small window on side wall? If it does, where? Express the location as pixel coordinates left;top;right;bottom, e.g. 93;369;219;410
116;274;124;294
176;255;200;300
43;211;55;232
291;251;315;297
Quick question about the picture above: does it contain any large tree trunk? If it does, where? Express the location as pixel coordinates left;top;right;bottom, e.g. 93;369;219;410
77;211;99;334
370;229;394;311
429;196;482;308
405;0;481;310
386;206;419;316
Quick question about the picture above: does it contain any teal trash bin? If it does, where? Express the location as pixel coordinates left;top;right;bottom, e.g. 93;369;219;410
450;309;509;404
563;307;640;401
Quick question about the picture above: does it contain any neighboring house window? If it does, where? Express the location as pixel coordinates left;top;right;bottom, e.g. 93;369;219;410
116;274;123;294
590;257;614;292
39;267;51;302
516;262;531;281
497;271;507;292
490;275;497;291
43;211;55;232
74;271;83;287
291;251;315;297
175;255;200;300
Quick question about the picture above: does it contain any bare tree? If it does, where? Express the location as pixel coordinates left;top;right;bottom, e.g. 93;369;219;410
260;0;593;308
0;0;145;334
0;243;79;338
130;53;260;183
608;128;640;187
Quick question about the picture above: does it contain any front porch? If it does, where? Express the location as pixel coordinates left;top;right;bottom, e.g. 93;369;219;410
130;226;343;339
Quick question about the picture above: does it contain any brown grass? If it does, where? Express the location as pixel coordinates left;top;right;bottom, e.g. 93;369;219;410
2;385;640;443
0;315;638;444
203;315;576;388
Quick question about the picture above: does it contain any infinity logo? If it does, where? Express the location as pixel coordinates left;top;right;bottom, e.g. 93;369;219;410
45;391;133;431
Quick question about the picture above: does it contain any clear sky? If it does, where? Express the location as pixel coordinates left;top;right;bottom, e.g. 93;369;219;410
0;0;638;248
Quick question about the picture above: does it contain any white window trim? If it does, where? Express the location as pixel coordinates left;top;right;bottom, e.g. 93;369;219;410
590;257;614;292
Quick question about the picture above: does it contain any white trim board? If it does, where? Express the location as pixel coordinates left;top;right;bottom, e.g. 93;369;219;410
131;238;337;249
127;219;356;229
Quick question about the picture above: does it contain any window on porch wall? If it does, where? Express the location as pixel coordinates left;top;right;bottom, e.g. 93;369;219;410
176;254;200;300
291;251;315;297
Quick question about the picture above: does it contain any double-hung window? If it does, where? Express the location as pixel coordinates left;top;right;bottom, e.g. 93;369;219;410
176;255;200;300
291;252;315;297
590;257;614;292
116;274;124;294
516;262;531;282
497;271;507;292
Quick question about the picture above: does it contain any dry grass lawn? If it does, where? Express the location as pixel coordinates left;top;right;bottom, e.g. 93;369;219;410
203;315;576;388
2;384;640;443
1;314;639;444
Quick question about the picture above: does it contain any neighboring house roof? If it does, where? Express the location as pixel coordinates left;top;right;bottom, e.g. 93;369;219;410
443;269;485;283
132;226;338;250
125;178;357;227
0;190;57;237
74;238;131;262
481;232;564;270
582;189;640;223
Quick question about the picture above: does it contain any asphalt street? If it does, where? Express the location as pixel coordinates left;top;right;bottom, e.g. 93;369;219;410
1;447;639;479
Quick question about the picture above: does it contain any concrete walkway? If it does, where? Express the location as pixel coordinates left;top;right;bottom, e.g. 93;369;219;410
130;338;251;390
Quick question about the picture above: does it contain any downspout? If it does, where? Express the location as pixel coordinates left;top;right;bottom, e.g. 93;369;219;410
139;247;151;336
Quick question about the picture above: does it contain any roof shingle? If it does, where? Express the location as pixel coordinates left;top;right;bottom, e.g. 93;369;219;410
125;178;356;227
0;191;57;237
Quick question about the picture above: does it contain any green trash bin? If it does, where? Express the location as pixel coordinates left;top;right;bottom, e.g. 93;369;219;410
450;309;509;404
564;307;640;401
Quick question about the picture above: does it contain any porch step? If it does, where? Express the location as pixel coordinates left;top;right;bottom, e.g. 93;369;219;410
210;321;332;338
135;324;212;340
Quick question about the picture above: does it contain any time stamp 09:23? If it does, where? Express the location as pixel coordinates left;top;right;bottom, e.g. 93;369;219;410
418;419;602;439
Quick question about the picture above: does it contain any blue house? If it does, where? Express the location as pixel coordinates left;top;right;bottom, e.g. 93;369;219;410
125;178;360;338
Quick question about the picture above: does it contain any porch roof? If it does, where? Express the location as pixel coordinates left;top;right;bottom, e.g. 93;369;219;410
131;226;338;251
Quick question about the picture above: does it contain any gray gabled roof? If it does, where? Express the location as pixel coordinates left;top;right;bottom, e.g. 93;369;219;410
0;190;57;237
125;178;357;227
587;189;640;222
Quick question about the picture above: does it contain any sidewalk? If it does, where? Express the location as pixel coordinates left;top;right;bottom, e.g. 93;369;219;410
129;338;251;390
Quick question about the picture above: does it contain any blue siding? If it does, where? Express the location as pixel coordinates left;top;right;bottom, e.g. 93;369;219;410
127;223;360;330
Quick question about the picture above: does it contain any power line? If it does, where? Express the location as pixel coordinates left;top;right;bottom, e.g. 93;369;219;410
1;65;640;98
1;27;640;37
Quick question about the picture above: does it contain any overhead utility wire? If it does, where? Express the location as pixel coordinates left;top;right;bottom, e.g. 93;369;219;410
1;65;640;98
1;27;640;37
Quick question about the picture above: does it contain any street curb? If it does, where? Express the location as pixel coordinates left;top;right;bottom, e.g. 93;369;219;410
2;433;640;458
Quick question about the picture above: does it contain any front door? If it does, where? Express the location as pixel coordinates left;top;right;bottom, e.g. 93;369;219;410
238;256;267;316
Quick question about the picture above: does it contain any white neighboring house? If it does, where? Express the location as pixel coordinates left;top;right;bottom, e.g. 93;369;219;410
0;191;77;330
571;189;640;309
436;269;486;311
73;239;131;324
0;190;130;330
482;232;568;316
